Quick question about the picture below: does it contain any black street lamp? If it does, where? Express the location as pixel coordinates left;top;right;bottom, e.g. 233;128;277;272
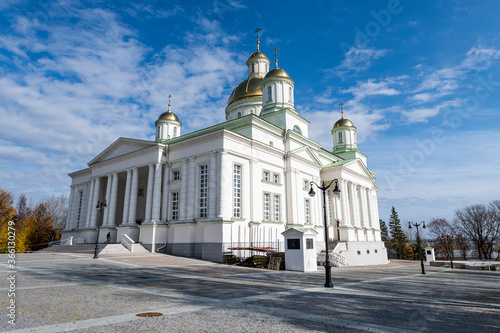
446;234;455;269
93;200;107;259
408;221;426;274
309;179;341;288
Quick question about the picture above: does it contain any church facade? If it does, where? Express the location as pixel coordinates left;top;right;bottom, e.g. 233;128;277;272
62;42;388;266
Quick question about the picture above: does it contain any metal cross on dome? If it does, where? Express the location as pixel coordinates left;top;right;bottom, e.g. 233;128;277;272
168;94;172;111
339;102;344;117
273;47;279;68
254;27;261;51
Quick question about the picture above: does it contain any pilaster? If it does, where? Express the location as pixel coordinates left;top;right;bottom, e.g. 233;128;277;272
208;151;217;218
145;163;155;222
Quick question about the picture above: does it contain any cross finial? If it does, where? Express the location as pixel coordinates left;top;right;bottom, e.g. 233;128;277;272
339;102;344;118
273;47;279;68
168;94;172;112
254;27;261;51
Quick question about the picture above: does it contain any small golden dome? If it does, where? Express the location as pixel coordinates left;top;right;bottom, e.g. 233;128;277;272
157;110;180;123
246;51;269;66
334;118;355;128
227;77;264;106
264;68;291;79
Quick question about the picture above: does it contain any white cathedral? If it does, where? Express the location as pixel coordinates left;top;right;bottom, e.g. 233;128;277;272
62;38;388;266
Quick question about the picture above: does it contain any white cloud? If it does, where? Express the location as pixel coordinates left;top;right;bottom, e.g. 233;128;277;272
343;77;403;102
334;46;388;74
460;45;500;70
402;98;463;123
0;5;244;201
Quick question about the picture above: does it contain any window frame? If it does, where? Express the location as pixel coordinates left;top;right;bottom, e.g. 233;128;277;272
171;191;179;220
199;164;208;218
233;164;242;218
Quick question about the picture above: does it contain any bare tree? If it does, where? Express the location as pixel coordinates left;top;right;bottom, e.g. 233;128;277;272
42;194;68;231
455;233;470;260
427;218;455;260
453;203;500;259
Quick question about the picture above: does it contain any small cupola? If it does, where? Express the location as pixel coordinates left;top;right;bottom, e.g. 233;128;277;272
261;47;295;115
332;103;357;152
155;95;181;142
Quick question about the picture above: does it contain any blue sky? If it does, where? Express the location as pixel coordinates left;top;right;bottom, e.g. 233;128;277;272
1;0;499;225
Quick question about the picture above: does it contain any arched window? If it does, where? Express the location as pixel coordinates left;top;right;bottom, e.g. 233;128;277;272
173;127;178;137
252;63;255;72
293;125;302;135
338;132;343;143
267;86;272;101
238;112;242;118
288;86;292;102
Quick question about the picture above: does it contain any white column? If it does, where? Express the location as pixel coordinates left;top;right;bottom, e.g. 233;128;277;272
90;177;101;228
209;151;217;218
340;179;351;226
315;176;322;226
372;190;380;228
151;162;162;222
102;174;112;226
145;163;155;223
128;167;139;225
359;186;369;228
121;169;132;225
161;163;170;221
218;150;230;219
108;172;119;227
66;186;75;230
250;158;260;222
179;159;188;221
187;156;195;220
349;182;360;227
85;178;95;228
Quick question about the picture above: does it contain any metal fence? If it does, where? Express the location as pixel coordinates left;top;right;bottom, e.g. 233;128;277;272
223;241;285;259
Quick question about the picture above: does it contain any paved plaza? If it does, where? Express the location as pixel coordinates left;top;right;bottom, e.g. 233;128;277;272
1;252;499;333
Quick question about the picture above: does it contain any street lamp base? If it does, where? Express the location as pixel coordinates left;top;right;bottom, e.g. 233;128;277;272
324;282;333;288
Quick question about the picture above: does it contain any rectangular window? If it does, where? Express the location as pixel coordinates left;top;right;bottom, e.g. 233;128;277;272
338;132;343;143
263;193;270;220
305;199;310;224
233;165;241;218
171;192;179;220
263;171;270;182
172;170;180;181
288;86;292;102
304;180;309;190
267;86;272;101
306;238;314;249
199;165;208;218
273;195;280;221
76;191;83;228
273;174;279;184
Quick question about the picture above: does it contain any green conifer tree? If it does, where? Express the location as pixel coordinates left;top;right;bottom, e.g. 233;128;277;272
388;206;407;259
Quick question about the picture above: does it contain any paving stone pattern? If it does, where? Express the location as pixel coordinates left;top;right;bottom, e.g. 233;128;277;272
0;252;499;332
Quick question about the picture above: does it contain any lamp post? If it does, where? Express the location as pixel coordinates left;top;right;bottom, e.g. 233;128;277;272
408;221;426;274
309;179;341;288
93;200;107;259
446;234;455;269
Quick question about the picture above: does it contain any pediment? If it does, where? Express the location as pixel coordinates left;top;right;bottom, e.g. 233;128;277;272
88;137;157;166
291;146;323;166
343;159;377;184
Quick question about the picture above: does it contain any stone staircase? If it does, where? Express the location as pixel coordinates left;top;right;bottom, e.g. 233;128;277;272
99;243;150;255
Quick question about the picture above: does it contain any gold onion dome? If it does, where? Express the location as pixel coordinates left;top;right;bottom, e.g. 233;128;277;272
157;110;179;122
227;77;264;106
334;116;354;128
264;68;291;79
246;51;269;65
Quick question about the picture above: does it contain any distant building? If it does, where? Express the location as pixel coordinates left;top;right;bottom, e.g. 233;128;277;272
63;40;388;266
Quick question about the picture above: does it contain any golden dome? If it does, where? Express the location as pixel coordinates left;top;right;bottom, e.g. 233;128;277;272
246;51;269;65
264;68;291;79
157;110;180;123
334;117;355;128
227;77;264;106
